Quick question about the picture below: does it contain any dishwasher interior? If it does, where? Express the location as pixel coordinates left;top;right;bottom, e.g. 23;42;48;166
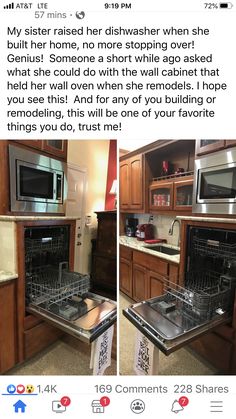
123;226;236;354
25;225;116;343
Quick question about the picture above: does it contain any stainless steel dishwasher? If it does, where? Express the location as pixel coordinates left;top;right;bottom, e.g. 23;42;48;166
124;226;236;355
24;225;116;343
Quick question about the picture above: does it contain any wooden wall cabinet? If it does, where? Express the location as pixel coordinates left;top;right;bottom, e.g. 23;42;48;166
42;140;68;160
149;176;193;213
196;139;236;156
195;140;225;156
0;280;17;373
12;140;68;160
120;154;143;212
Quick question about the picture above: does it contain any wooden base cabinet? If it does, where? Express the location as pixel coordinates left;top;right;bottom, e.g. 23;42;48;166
133;264;149;301
149;271;165;299
91;211;116;299
120;258;133;298
120;246;179;302
0;280;17;373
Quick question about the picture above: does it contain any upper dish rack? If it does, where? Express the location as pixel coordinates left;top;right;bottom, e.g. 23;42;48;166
193;236;236;260
25;235;65;256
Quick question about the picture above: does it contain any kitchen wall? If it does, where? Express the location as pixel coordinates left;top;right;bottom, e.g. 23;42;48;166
105;140;117;210
67;140;110;273
131;214;180;246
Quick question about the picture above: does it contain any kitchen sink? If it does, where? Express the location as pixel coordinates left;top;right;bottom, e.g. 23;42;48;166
144;245;180;256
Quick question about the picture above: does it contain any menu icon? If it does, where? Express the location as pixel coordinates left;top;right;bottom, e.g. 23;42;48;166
210;400;223;413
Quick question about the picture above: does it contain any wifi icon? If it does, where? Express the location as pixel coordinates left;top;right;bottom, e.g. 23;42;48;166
3;2;14;9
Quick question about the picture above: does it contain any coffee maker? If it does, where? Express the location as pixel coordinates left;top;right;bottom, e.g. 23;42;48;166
136;224;154;241
125;218;138;237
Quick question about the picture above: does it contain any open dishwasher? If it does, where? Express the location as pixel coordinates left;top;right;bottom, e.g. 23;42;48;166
124;226;236;355
25;225;116;343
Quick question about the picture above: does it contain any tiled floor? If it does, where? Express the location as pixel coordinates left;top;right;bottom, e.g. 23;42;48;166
7;336;117;375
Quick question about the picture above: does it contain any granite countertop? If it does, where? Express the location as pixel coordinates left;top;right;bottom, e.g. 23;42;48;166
177;216;236;224
0;271;18;284
119;236;180;264
0;216;80;221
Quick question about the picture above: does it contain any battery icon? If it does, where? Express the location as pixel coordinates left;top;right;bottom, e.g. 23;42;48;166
219;2;233;8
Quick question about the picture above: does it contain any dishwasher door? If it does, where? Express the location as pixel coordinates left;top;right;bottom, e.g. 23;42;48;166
123;296;232;355
27;292;117;344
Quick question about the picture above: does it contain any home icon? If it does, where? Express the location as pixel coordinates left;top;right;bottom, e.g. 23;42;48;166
13;400;27;413
91;400;104;413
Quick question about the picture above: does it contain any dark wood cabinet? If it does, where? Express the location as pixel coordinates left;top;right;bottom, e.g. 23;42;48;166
120;258;133;298
180;219;236;374
120;246;179;302
225;140;236;148
149;176;193;213
0;280;17;373
195;140;225;156
149;271;165;298
42;140;68;160
10;140;67;160
14;140;42;150
120;154;143;212
133;264;148;302
91;211;117;299
196;140;236;156
120;245;133;297
16;219;75;363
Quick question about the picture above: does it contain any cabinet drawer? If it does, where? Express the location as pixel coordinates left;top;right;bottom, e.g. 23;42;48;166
189;332;233;372
24;322;63;360
133;251;168;276
120;245;132;260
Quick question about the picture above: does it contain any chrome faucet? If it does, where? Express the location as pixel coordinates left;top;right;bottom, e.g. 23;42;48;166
168;219;181;247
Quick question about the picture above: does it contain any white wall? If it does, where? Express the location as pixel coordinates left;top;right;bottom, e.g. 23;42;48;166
67;140;110;273
0;221;17;273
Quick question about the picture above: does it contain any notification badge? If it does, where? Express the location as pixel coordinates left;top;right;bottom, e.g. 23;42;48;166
171;396;189;413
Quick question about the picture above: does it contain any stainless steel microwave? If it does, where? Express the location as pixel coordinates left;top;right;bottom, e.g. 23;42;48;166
9;144;67;213
193;148;236;215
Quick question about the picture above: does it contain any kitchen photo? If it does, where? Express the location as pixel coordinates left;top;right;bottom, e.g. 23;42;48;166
119;139;236;375
0;139;117;375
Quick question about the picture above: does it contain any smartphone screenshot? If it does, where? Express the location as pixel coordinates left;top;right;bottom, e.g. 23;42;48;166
0;0;235;418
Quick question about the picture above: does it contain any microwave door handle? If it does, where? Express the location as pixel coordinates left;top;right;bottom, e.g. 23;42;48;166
56;174;63;201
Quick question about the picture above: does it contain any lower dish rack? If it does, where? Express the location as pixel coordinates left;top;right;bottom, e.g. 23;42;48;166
26;261;90;307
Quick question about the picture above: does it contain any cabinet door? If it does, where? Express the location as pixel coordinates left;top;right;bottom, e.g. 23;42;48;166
149;271;165;298
14;140;42;150
173;178;193;211
149;182;173;211
195;140;225;156
133;263;148;302
42;140;68;160
225;140;236;148
120;160;130;209
0;281;17;373
129;154;143;210
120;257;133;297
